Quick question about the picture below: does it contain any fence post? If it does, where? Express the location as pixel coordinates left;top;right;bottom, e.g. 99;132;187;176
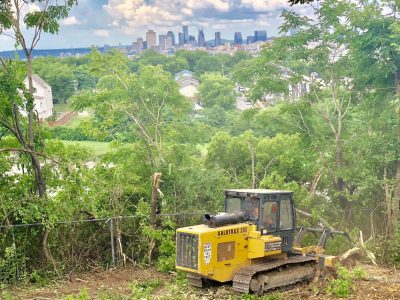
108;218;116;267
11;226;20;281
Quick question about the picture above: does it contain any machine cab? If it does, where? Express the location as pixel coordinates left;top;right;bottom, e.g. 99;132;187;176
224;189;296;252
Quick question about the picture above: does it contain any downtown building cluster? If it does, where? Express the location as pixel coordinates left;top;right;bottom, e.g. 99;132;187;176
130;26;269;55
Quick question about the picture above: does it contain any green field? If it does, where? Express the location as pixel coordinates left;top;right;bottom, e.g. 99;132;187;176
61;140;111;156
64;114;90;128
53;103;71;113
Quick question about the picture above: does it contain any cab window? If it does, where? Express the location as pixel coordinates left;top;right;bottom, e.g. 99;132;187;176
280;195;293;230
262;201;278;231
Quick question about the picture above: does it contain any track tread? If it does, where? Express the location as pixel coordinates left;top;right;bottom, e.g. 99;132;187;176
232;256;316;293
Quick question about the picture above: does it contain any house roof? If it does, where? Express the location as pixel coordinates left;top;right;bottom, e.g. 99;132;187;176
175;69;193;77
177;77;199;87
27;74;51;90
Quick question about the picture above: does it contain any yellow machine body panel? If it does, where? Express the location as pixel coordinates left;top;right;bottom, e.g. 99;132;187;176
176;223;283;282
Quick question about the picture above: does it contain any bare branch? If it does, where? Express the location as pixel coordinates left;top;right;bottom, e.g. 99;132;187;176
0;148;60;164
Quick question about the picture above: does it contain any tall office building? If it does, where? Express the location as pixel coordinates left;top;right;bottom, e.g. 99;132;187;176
178;32;184;45
215;32;221;47
167;31;176;46
188;35;197;47
234;32;243;45
137;37;144;50
146;29;157;48
247;35;255;44
165;36;173;49
198;29;205;47
254;30;267;42
159;34;168;50
183;25;189;43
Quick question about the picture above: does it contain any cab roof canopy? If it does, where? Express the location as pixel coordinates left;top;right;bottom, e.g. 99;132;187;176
224;189;292;196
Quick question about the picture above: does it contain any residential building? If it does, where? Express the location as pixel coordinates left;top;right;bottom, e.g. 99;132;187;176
183;25;189;43
234;32;243;45
146;29;157;49
176;77;199;99
24;74;53;121
167;31;176;46
198;29;205;47
215;32;221;47
254;30;267;42
175;69;194;81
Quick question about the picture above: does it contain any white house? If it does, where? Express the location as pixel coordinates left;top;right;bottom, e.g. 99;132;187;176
176;77;199;99
24;74;53;121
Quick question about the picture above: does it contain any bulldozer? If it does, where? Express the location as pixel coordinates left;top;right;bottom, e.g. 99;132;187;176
175;189;350;295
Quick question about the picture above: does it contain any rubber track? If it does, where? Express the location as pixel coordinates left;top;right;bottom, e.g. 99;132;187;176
232;255;316;293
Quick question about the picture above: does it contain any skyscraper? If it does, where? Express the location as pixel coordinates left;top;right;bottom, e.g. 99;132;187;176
167;31;176;46
183;25;189;43
146;29;157;48
215;32;221;47
137;37;144;50
178;32;184;45
198;29;205;47
247;36;255;44
254;30;267;42
188;35;197;47
234;32;243;45
165;36;173;49
159;34;168;50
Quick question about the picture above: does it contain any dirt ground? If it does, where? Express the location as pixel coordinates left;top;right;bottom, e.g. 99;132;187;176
2;264;400;300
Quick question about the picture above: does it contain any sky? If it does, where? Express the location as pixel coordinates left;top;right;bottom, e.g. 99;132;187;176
0;0;311;51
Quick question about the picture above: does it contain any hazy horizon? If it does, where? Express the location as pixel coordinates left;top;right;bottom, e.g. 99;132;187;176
0;0;311;51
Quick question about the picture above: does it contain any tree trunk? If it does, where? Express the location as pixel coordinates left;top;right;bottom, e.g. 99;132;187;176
150;173;162;226
335;131;352;225
393;69;400;232
26;54;46;197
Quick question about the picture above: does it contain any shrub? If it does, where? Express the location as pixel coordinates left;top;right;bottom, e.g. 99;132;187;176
388;226;400;267
49;126;91;141
326;265;365;298
129;279;163;300
327;266;352;298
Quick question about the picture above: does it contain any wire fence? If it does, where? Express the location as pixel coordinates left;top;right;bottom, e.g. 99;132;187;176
0;213;205;284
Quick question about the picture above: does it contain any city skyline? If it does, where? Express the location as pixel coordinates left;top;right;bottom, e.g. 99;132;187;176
0;0;310;51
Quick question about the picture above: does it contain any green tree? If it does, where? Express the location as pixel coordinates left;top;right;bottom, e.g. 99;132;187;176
33;58;76;103
164;56;189;75
198;73;236;110
194;55;220;75
0;0;77;197
175;50;208;70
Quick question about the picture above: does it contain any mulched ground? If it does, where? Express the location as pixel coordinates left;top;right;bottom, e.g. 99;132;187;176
2;264;400;299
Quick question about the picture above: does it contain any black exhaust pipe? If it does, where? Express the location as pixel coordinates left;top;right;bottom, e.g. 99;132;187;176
205;212;245;228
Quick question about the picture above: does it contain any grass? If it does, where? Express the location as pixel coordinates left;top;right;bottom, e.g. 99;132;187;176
64;115;90;128
61;140;111;156
53;103;71;113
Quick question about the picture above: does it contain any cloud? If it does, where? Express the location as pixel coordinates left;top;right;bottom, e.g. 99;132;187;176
102;0;293;36
94;29;110;37
240;0;287;11
61;16;81;25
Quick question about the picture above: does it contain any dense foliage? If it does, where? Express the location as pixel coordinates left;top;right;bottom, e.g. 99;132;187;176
1;0;400;284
